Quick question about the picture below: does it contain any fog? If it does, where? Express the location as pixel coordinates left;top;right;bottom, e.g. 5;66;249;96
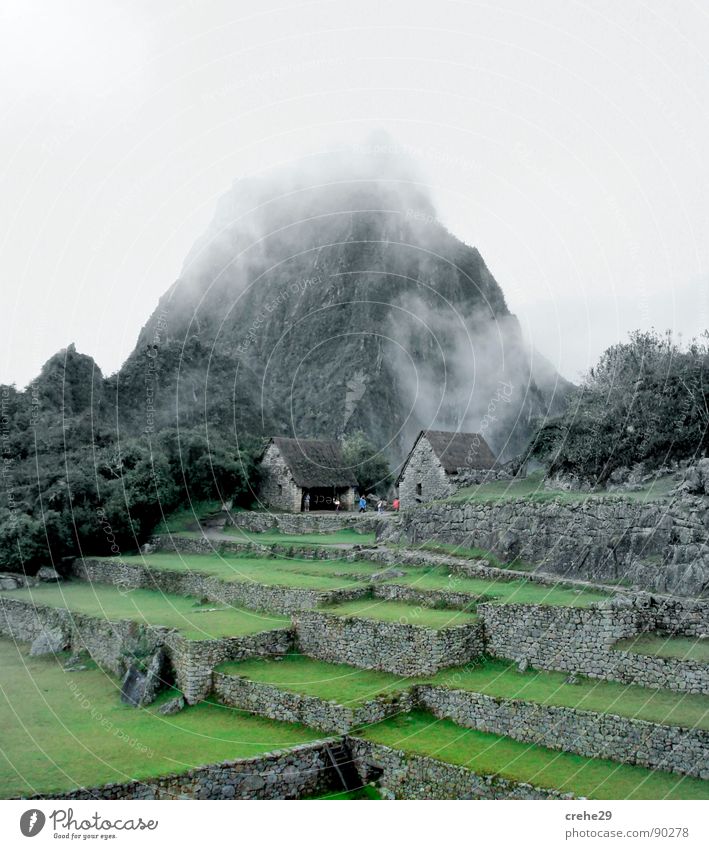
1;0;708;389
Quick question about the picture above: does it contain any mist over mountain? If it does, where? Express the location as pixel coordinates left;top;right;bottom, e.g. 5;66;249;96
0;141;571;573
126;143;569;462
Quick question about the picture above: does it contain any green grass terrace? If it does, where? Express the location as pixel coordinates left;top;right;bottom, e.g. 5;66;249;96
90;552;382;590
614;633;709;664
382;568;611;607
0;583;288;641
444;470;679;505
216;653;416;706
361;711;709;800
217;653;709;730
319;599;479;628
0;639;322;798
223;528;378;547
87;553;611;608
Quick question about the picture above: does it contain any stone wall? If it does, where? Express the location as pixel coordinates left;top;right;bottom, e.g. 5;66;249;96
76;557;370;615
227;511;383;534
146;534;346;559
0;596;168;677
0;594;294;704
349;738;574;800
29;741;338;800
479;601;709;694
257;442;303;512
399;437;455;507
416;686;709;779
372;582;480;610
213;671;414;734
293;611;484;676
165;629;294;704
383;495;709;597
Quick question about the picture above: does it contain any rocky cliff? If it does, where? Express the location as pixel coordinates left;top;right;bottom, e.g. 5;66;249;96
124;148;569;465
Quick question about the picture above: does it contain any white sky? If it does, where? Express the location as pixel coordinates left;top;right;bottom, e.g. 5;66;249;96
1;0;708;387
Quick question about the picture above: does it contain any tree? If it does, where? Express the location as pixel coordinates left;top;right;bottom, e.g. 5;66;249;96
342;431;392;495
530;330;709;484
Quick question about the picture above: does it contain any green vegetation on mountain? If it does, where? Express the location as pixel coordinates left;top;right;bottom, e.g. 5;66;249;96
530;330;709;485
0;156;568;576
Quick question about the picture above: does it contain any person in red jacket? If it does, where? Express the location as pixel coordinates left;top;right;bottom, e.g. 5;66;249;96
392;497;400;511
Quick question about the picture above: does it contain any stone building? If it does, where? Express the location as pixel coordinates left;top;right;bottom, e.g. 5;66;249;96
397;430;497;507
258;437;358;512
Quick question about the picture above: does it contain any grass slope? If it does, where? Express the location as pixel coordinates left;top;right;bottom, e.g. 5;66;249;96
225;528;377;546
90;554;609;608
321;599;478;628
614;634;709;663
385;569;610;608
447;471;678;505
96;553;379;589
217;654;416;705
0;584;287;640
427;658;709;730
361;712;709;800
0;640;322;798
217;654;709;730
154;500;224;534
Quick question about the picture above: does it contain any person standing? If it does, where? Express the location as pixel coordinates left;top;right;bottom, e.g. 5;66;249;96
303;493;310;512
393;497;400;511
358;495;367;513
334;497;341;512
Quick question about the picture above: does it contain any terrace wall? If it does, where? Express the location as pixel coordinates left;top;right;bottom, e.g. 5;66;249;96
349;739;574;800
479;602;709;694
293;611;484;676
226;511;383;534
29;742;337;800
0;595;294;704
416;686;709;779
165;629;294;704
372;582;481;610
75;557;369;615
381;495;709;597
0;596;168;677
213;672;414;734
146;535;350;559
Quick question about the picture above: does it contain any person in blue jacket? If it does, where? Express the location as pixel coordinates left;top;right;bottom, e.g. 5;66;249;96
358;495;367;513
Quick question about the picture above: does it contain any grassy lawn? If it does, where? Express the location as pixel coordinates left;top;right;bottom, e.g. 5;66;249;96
384;569;610;608
0;640;322;798
217;653;415;705
225;528;377;546
446;471;678;505
0;584;288;640
321;599;478;628
360;711;709;800
94;553;377;590
614;634;709;664
427;658;709;730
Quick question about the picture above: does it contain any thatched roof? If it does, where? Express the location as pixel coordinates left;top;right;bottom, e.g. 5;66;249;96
399;430;497;481
268;437;358;488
